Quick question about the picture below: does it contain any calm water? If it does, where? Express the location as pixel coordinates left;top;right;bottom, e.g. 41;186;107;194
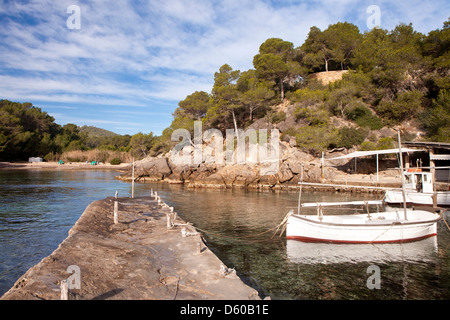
0;169;449;299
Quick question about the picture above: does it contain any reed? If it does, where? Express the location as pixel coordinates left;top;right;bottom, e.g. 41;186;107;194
60;149;133;164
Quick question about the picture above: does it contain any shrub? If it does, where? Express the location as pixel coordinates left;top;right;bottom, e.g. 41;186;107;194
345;104;384;130
360;137;394;151
375;90;424;124
294;106;330;126
265;110;286;124
295;125;339;154
289;87;328;106
110;158;122;165
337;127;368;148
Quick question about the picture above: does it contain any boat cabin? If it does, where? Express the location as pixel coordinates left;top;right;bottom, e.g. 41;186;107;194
404;169;433;193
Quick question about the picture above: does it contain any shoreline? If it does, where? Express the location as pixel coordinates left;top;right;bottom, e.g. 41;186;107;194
0;161;131;171
1;195;260;300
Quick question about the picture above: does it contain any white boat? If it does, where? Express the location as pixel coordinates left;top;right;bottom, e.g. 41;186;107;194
285;130;443;244
286;206;441;244
384;169;450;207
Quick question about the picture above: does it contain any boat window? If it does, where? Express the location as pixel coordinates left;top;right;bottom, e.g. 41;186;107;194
405;175;412;184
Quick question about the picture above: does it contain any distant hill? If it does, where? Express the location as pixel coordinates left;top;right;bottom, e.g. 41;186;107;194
78;125;118;137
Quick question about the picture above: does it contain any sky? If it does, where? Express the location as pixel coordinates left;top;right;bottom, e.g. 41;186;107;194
0;0;448;136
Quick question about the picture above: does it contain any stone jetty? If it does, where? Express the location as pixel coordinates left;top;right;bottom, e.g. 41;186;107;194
1;193;260;300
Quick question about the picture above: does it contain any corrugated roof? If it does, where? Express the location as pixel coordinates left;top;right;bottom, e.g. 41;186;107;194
327;148;424;160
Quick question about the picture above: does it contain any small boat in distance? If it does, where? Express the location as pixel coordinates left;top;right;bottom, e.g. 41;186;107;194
384;169;450;207
286;130;443;244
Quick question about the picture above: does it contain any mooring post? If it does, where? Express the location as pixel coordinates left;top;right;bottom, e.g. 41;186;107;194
166;214;172;229
114;201;119;224
131;157;135;199
60;279;69;300
115;190;118;199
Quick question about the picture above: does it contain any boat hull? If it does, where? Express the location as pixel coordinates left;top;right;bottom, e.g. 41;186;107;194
286;210;441;244
384;190;450;207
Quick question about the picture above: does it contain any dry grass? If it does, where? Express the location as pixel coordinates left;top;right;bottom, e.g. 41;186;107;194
60;149;133;164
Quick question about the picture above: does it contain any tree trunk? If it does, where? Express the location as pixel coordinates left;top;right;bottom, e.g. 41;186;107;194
280;81;284;101
231;109;240;143
325;59;329;72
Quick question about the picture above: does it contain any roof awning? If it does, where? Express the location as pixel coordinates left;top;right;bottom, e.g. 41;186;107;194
430;154;450;161
327;148;425;160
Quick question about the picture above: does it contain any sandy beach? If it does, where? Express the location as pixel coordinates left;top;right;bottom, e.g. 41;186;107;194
0;161;131;171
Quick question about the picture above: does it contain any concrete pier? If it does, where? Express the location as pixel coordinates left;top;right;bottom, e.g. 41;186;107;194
1;195;260;300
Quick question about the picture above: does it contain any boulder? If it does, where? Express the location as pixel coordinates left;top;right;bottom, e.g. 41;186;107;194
135;157;172;180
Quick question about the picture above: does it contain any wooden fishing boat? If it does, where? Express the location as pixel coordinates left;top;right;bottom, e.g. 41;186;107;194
286;130;442;244
384;170;450;207
286;204;441;243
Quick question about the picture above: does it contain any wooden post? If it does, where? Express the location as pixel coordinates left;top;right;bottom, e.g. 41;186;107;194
150;188;153;197
115;190;118;199
167;214;172;229
114;201;119;224
131;157;135;199
60;279;69;300
432;193;438;208
321;152;324;182
397;130;408;221
297;164;304;215
197;242;202;254
376;154;379;184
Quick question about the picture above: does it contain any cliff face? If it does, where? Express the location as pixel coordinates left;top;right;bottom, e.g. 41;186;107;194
117;139;401;192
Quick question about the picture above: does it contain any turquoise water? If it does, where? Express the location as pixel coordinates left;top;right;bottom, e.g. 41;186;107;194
1;169;449;299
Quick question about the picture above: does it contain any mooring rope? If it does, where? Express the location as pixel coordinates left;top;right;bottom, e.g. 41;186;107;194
443;214;450;231
190;210;294;243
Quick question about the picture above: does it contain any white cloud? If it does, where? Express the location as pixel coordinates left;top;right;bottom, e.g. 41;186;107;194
0;0;448;134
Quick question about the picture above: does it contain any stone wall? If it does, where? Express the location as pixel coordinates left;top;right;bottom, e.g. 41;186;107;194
310;70;349;85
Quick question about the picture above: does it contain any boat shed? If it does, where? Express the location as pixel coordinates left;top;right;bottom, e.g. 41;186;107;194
326;148;425;183
403;141;450;183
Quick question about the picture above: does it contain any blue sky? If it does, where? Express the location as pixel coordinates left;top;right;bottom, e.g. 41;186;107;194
0;0;448;136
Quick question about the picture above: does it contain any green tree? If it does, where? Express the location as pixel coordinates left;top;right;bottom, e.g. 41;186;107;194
419;89;450;142
175;91;210;120
253;38;301;100
0;100;61;160
209;64;242;138
302;26;334;72
237;69;275;121
324;22;363;70
129;132;155;159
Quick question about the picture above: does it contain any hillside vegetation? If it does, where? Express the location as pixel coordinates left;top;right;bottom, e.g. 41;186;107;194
1;19;448;161
150;19;449;155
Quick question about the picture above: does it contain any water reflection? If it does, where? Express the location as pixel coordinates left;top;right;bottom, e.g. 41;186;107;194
286;237;439;264
1;171;449;299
